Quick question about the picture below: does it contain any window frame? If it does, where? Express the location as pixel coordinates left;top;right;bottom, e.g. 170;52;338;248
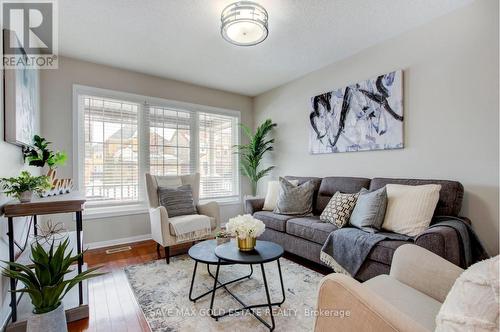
73;85;241;218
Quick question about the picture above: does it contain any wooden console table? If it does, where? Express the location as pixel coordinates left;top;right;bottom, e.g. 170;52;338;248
3;193;87;331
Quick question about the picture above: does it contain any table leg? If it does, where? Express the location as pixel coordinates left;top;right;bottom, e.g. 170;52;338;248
260;263;276;331
209;259;221;320
188;261;199;302
33;215;37;237
7;217;17;322
76;211;83;305
277;259;286;305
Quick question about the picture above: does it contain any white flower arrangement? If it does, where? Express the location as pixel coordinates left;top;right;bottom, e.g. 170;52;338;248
226;214;266;239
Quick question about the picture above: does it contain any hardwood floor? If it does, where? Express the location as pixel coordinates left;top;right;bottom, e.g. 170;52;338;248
67;240;329;332
67;240;190;332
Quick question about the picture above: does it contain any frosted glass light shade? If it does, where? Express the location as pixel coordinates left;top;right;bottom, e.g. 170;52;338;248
221;1;268;46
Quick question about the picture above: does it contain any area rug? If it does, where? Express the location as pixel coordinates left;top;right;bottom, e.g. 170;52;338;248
124;255;324;331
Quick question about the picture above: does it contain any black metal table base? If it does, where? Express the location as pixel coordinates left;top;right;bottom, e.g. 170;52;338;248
209;259;285;331
189;262;254;302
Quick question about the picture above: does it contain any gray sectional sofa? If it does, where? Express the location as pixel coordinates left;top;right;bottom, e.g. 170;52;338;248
245;176;466;281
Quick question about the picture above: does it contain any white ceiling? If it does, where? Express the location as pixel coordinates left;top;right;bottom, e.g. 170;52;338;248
59;0;474;96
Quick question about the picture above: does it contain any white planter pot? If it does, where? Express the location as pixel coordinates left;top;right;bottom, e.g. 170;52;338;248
27;304;67;332
19;191;33;203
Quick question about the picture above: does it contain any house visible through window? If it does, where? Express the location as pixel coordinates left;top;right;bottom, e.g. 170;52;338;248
76;87;240;211
83;96;140;204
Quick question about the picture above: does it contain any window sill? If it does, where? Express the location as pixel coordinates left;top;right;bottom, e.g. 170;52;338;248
81;198;241;221
82;204;148;220
199;197;241;206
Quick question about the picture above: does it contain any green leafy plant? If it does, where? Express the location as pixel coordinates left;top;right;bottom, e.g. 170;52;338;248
23;135;67;169
2;238;104;314
0;171;51;200
234;119;277;196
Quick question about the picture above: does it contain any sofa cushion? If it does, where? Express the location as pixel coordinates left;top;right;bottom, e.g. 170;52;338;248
263;179;298;211
285;176;322;214
253;211;295;232
274;177;316;215
320;192;359;227
364;275;442;331
286;216;338;244
436;256;499;332
316;177;370;214
369;178;464;217
368;240;410;265
382;184;442;236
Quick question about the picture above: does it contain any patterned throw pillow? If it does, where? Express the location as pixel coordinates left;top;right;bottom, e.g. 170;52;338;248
158;184;198;217
274;177;315;215
320;192;360;227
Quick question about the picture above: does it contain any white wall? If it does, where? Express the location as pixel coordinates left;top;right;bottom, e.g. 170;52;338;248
0;71;40;326
254;0;499;255
39;56;253;245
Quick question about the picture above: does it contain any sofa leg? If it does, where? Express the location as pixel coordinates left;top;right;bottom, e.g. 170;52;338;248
164;246;170;264
156;243;160;259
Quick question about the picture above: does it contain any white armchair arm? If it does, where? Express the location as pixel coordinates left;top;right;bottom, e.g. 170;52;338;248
315;274;428;332
149;206;173;247
390;244;463;302
197;201;221;228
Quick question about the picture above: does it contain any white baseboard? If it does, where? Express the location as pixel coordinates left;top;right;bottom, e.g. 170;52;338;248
85;234;152;250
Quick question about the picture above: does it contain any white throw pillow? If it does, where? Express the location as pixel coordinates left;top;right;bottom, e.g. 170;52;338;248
263;179;298;211
435;256;499;332
382;184;441;236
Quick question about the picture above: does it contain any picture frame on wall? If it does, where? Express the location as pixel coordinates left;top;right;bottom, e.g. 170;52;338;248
309;70;404;154
3;29;39;147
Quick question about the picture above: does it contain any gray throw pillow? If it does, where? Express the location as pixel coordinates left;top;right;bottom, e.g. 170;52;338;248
349;187;387;232
274;177;315;215
158;184;198;218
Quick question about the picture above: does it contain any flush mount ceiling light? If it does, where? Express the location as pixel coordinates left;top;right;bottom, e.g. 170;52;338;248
221;1;269;46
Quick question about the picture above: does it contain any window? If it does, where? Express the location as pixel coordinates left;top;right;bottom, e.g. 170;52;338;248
83;96;140;205
199;112;238;200
146;106;194;177
74;86;240;213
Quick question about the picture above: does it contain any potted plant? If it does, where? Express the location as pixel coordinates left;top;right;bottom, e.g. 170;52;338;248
225;214;265;251
0;171;51;202
234;119;277;197
23;135;67;170
2;238;103;332
215;230;231;245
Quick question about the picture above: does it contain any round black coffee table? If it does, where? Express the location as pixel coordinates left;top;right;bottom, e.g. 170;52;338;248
188;240;253;302
210;240;285;331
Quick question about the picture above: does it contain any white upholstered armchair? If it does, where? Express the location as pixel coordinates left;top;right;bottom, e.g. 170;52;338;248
145;173;221;263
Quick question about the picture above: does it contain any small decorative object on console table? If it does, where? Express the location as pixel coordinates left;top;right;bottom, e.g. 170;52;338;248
22;135;72;197
0;170;51;203
225;214;265;251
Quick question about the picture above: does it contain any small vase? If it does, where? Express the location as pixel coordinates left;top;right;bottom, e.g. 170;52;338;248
216;237;230;245
27;303;67;332
19;191;33;203
237;237;256;251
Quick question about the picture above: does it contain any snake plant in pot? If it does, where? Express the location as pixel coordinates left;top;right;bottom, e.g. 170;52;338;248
2;238;104;332
234;119;277;197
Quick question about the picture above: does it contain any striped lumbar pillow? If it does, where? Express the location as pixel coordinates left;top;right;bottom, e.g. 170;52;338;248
158;184;198;218
382;184;441;236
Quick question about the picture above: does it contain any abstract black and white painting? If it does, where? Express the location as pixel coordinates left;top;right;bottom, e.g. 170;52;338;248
309;70;403;154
